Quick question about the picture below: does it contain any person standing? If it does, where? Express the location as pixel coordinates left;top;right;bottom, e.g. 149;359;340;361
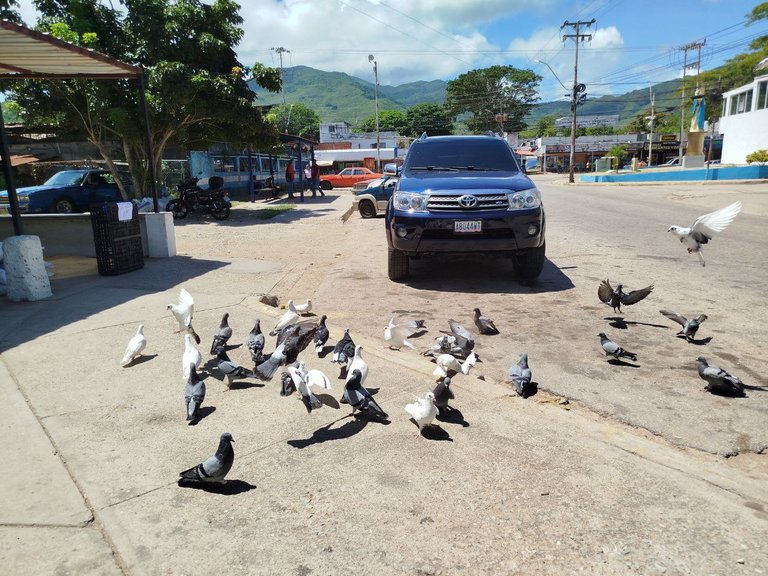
311;160;323;197
303;164;312;194
285;160;295;198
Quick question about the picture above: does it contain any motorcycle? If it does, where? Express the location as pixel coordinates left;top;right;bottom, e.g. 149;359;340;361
166;174;230;220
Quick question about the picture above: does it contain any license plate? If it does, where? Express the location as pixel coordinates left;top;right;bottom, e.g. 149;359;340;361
454;220;482;233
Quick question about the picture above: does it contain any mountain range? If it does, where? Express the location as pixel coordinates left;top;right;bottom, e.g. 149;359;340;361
249;65;682;129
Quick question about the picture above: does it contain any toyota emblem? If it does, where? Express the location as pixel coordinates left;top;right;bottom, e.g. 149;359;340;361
458;194;478;208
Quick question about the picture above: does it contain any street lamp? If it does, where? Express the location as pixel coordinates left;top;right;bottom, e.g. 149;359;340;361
368;54;381;172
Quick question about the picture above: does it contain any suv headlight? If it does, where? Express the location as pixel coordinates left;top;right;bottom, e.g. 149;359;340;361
393;191;429;213
507;187;541;210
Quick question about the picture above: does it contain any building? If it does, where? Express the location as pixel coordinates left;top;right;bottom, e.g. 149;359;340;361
719;73;768;164
319;122;403;149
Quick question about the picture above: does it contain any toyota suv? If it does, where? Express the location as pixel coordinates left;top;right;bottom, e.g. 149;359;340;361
385;135;545;281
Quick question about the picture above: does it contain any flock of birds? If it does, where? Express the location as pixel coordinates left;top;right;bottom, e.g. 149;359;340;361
115;200;754;485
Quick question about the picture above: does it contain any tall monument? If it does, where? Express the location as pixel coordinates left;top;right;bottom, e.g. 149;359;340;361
685;87;706;167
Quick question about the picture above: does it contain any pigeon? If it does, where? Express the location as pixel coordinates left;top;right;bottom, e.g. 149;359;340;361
184;364;206;423
270;300;299;336
405;392;439;430
276;321;318;364
598;332;637;362
345;345;369;386
660;310;708;341
447;319;475;353
598;280;653;314
245;319;265;364
432;377;455;414
421;335;465;359
696;357;745;397
215;346;256;390
286;362;331;413
178;432;235;484
294;299;312;315
508;353;533;398
331;328;355;366
254;343;287;381
280;371;296;396
120;324;146;366
182;333;202;380
433;351;477;378
384;316;425;350
668;201;742;266
314;315;330;355
343;369;388;419
210;312;233;355
473;308;499;335
168;287;200;344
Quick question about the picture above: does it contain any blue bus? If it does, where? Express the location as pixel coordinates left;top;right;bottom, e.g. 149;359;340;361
188;150;298;195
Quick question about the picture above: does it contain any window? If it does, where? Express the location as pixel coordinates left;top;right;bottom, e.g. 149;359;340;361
758;81;768;110
328;125;336;133
730;95;738;115
732;90;753;115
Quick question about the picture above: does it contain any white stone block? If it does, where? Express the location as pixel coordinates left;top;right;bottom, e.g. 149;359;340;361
3;235;53;302
144;212;176;258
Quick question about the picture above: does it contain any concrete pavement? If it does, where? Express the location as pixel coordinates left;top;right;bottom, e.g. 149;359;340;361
1;186;767;575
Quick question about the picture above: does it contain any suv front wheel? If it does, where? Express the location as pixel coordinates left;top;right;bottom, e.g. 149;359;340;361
388;248;409;281
514;242;546;280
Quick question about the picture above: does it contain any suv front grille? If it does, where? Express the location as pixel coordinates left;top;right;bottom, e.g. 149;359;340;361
427;193;509;211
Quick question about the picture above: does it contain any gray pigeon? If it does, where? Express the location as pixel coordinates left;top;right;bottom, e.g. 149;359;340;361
254;343;287;381
508;353;533;398
210;312;233;354
215;347;255;390
598;332;637;361
447;319;475;353
473;308;499;335
280;370;297;396
598;279;653;314
432;376;455;414
660;310;708;341
245;320;265;365
184;364;206;423
331;329;355;366
314;315;329;355
178;432;235;484
343;369;388;419
697;357;745;397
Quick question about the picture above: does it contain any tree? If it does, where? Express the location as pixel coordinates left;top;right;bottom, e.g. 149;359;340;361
444;66;541;134
358;109;408;134
405;103;453;137
266;102;320;141
7;0;281;198
606;144;628;167
0;0;22;23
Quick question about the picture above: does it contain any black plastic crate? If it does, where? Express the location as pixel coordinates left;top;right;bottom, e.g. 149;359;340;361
90;202;144;276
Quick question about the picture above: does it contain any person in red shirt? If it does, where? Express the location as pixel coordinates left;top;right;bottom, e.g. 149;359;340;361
285;161;295;198
311;160;323;197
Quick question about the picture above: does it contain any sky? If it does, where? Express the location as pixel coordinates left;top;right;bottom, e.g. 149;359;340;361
13;0;768;102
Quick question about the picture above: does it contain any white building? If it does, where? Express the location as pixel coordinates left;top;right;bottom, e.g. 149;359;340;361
719;73;768;164
319;122;402;149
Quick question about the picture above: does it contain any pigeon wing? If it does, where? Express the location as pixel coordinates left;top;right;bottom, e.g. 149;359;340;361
620;284;653;306
598;279;614;304
691;201;742;237
176;288;194;327
660;309;688;327
306;369;332;390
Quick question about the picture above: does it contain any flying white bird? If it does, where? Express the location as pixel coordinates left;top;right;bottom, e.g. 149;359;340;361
182;333;202;380
405;392;439;430
433;351;477;378
167;287;200;343
384;316;425;350
270;300;299;336
120;324;147;366
668;201;742;266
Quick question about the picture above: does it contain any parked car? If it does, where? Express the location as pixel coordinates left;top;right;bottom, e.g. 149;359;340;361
0;169;129;214
353;175;399;218
662;157;680;166
385;135;545;281
319;167;382;190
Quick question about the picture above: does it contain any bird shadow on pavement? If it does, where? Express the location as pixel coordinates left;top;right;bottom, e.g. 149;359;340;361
317;345;334;359
287;416;369;449
318;393;340;409
682;336;713;346
605;316;669;330
188;406;216;426
436;407;470;427
419;425;453;442
229;380;265;390
124;354;158;367
607;358;640;368
177;479;256;495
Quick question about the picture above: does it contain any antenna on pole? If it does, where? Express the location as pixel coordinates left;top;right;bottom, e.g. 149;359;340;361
271;46;290;132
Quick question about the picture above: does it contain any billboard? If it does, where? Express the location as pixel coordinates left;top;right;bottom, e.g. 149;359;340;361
555;114;620;129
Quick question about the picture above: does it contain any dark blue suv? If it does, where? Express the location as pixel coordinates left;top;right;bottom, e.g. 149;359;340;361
385;135;545;281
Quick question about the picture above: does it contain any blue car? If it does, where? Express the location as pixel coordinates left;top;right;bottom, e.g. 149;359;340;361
0;169;129;214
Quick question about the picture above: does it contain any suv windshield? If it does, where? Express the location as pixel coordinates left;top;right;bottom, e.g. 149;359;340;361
404;139;519;175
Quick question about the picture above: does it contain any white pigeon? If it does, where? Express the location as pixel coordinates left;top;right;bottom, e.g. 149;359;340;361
120;324;147;366
167;287;200;343
270;300;299;336
384;316;425;350
182;333;202;380
405;392;439;430
668;200;742;266
294;299;312;315
287;362;330;413
345;345;369;386
433;351;477;378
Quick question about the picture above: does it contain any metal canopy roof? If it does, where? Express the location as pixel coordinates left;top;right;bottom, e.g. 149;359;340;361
0;19;141;79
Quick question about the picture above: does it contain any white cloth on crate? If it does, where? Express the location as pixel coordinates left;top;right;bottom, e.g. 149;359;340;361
117;202;134;221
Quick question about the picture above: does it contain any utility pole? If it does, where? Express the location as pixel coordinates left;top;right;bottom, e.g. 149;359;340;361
271;46;290;132
677;40;705;164
647;83;655;166
368;55;381;171
561;19;595;184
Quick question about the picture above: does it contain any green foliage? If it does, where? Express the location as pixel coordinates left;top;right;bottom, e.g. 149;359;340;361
0;0;23;23
405;103;453;136
266;103;320;141
746;149;768;162
607;144;628;162
358;109;409;133
444;65;541;134
532;115;557;137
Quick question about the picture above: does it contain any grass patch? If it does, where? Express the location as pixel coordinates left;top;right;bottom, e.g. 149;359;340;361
251;204;296;220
